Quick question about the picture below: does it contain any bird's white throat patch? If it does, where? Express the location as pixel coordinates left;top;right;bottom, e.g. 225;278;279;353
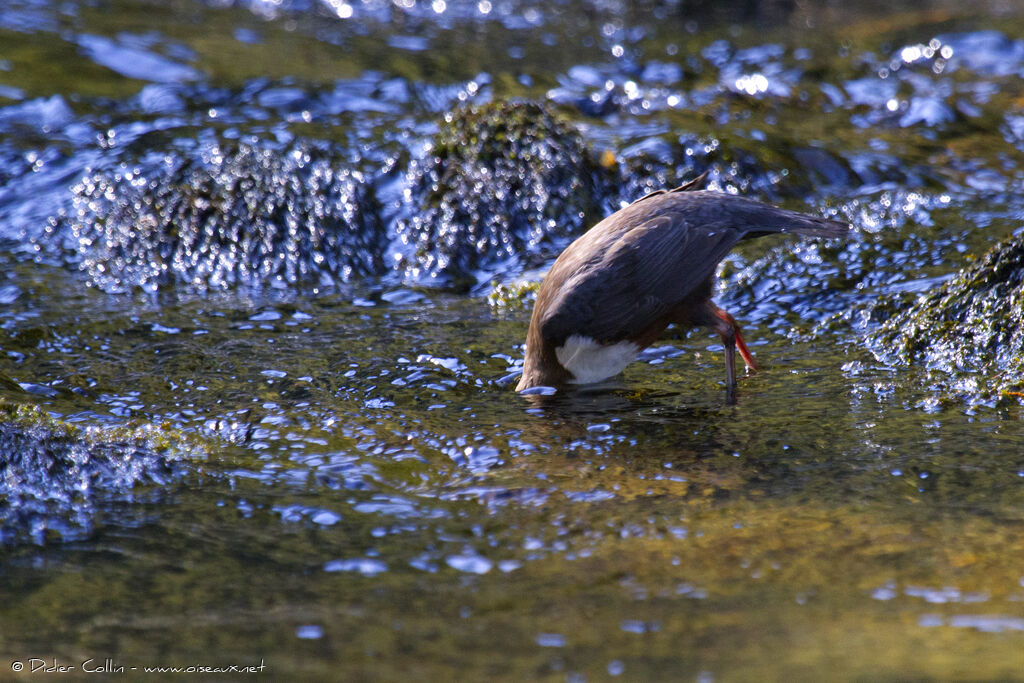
555;335;640;384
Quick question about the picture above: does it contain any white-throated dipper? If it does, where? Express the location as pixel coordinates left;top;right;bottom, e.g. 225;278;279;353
516;174;849;402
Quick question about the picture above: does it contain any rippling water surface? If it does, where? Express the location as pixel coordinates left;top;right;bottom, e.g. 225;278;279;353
2;0;1024;679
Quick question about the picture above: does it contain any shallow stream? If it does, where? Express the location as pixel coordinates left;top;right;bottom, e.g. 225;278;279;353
1;0;1024;679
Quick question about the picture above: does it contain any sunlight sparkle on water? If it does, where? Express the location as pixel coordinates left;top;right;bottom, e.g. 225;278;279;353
735;73;769;95
323;0;353;17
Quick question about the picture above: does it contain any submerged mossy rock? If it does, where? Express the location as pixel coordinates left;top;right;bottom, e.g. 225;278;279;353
870;234;1024;399
71;141;384;292
395;100;614;289
0;400;202;544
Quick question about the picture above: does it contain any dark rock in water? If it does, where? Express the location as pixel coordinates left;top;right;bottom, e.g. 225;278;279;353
0;400;201;545
394;100;613;289
614;133;843;206
71;141;384;292
792;147;855;188
869;234;1024;400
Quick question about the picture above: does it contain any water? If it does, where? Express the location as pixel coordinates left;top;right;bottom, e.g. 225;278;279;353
2;0;1024;679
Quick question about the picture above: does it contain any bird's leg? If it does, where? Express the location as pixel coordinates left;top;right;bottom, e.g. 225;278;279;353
711;309;756;405
723;332;737;405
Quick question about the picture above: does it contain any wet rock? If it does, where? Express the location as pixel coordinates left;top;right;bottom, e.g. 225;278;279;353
0;400;202;545
394;100;613;289
614;134;805;203
869;234;1024;400
712;189;989;339
71;141;384;292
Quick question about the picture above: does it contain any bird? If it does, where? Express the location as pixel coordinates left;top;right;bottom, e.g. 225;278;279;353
515;174;850;402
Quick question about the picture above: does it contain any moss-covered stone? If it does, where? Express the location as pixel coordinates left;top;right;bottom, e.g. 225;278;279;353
486;279;541;312
71;140;384;293
395;99;614;289
869;234;1024;400
0;399;203;544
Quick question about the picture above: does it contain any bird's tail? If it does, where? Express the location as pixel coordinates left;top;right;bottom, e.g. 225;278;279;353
771;211;850;238
692;192;851;239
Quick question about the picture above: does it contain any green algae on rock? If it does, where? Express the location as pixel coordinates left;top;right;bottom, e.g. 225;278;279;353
394;100;613;289
0;400;203;544
71;141;384;293
869;233;1024;400
486;279;541;312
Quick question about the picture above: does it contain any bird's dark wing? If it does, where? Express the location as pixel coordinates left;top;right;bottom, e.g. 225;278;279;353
540;213;743;344
536;191;849;345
